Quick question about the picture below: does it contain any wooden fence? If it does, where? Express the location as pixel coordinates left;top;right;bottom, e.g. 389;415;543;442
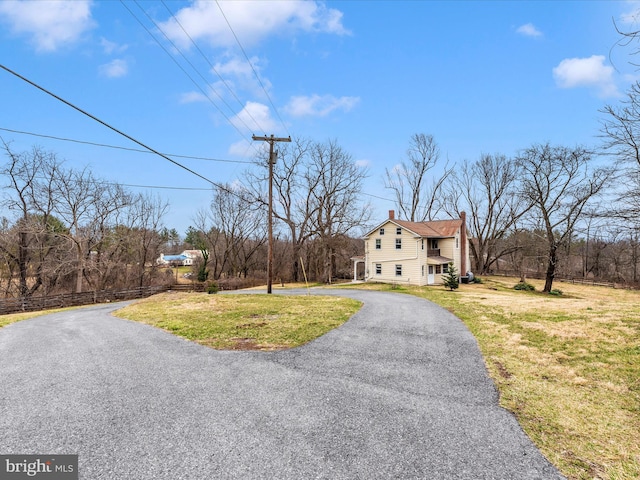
167;283;206;293
0;285;171;316
487;271;619;289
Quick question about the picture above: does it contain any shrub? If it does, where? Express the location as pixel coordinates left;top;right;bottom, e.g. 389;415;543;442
514;282;535;291
443;262;459;291
472;276;483;284
549;289;563;296
207;283;219;294
197;265;209;283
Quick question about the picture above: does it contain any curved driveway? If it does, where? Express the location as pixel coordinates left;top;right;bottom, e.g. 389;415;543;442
0;289;564;479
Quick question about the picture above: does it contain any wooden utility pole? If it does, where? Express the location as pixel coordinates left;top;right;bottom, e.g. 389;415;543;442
252;134;291;294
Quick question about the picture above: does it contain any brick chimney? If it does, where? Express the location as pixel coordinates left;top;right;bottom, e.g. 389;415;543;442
460;211;467;275
389;210;395;220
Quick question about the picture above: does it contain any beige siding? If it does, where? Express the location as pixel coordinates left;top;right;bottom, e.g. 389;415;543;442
440;237;458;267
365;221;422;284
364;221;468;286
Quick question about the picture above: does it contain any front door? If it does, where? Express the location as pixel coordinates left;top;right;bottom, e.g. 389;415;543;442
428;265;435;284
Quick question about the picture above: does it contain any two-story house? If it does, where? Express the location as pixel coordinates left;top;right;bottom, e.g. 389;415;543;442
361;210;469;286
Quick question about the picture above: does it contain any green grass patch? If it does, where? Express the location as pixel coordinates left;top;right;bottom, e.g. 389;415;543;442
344;277;640;480
0;307;80;328
114;291;362;351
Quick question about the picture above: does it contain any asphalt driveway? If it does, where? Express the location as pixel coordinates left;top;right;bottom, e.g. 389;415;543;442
0;289;564;479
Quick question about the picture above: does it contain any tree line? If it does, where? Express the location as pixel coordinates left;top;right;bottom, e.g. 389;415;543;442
5;29;640;296
0;139;171;297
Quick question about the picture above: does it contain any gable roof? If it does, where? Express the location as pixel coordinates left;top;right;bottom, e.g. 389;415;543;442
364;217;463;239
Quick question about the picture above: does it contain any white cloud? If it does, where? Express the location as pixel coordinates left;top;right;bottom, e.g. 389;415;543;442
0;0;94;52
213;56;272;97
214;56;256;77
231;102;277;133
516;23;542;38
355;159;370;168
228;139;248;156
100;37;127;55
179;91;209;104
228;138;263;157
158;0;349;50
552;55;619;97
284;94;359;117
99;59;128;78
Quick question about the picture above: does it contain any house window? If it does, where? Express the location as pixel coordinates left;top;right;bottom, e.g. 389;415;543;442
380;228;385;235
396;238;402;249
375;264;382;275
396;227;402;235
431;239;439;249
456;237;459;248
421;239;424;250
422;265;425;276
395;264;402;276
435;265;442;274
443;263;449;273
375;239;381;250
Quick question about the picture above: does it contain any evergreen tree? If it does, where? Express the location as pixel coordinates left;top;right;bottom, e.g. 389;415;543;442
443;262;459;291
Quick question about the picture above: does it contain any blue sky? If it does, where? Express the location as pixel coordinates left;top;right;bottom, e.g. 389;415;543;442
0;0;638;236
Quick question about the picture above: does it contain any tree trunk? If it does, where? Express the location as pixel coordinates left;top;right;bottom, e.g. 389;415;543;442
18;230;29;297
544;244;558;293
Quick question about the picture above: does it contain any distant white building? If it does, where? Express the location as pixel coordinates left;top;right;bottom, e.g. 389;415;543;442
157;250;203;267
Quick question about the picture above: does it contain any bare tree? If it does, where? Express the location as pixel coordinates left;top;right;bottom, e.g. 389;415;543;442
189;183;266;281
87;183;132;290
0;141;67;296
600;83;640;170
51;167;108;293
445;154;531;274
384;133;453;221
125;193;169;287
307;140;371;284
244;137;317;282
210;183;266;278
516;143;611;292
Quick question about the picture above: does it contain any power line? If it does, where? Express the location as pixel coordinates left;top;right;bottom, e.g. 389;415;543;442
159;0;264;134
0;65;395;209
0;127;253;164
215;0;291;137
0;63;218;186
120;0;258;143
362;191;395;203
119;182;212;191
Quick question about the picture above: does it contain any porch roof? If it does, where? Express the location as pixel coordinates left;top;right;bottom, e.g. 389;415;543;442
427;255;453;265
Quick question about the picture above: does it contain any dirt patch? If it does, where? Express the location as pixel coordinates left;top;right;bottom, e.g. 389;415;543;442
247;314;279;321
237;322;267;329
494;360;513;379
229;337;260;350
228;337;289;351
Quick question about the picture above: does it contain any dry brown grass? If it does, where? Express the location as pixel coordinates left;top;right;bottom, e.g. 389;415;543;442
356;277;639;480
3;278;638;479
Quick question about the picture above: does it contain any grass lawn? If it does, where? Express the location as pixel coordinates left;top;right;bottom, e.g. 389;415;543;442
2;277;637;479
113;291;362;351
0;307;78;328
346;277;639;480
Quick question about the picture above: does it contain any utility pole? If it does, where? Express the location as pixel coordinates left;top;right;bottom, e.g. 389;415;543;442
252;134;291;294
